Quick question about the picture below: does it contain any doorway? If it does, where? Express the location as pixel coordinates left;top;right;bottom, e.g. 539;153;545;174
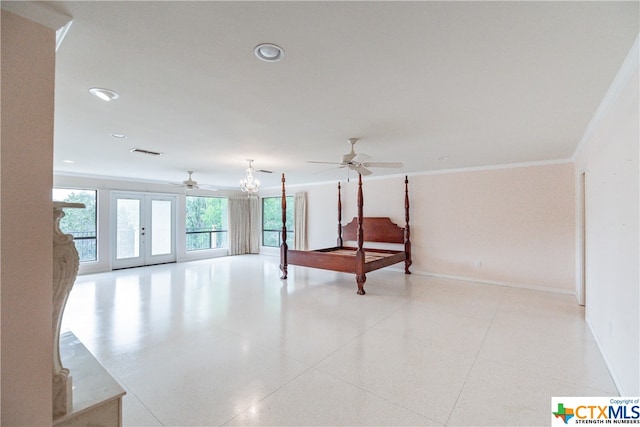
111;192;177;269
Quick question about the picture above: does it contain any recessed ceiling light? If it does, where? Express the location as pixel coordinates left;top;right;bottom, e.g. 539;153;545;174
254;43;284;62
63;159;75;164
89;87;120;101
111;133;127;139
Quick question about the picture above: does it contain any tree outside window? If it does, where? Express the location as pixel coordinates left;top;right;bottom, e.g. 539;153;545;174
52;188;97;262
186;196;228;250
262;196;293;247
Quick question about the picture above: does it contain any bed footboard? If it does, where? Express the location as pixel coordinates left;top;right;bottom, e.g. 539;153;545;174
280;174;411;295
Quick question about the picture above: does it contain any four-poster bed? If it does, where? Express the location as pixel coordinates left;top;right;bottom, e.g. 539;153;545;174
279;173;412;295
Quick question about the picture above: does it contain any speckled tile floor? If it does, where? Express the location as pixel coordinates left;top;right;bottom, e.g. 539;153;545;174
61;255;616;426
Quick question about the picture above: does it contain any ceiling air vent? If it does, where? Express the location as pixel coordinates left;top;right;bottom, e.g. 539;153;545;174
130;148;162;156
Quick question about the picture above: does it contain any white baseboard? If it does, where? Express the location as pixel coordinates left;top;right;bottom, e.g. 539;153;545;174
177;248;228;262
78;262;110;275
585;316;624;396
387;267;576;296
260;246;280;257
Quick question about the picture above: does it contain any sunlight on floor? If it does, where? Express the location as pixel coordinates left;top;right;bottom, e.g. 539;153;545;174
61;255;616;426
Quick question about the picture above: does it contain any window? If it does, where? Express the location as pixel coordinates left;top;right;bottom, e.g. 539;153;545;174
262;196;293;247
186;196;228;250
52;188;98;262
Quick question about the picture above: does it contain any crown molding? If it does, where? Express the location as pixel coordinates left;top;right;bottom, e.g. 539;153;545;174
2;1;72;51
572;33;640;161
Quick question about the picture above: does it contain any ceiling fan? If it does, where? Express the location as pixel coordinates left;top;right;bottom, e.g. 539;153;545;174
170;171;217;191
248;161;273;175
307;138;403;176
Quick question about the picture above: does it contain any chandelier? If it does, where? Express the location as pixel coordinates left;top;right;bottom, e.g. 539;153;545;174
240;159;260;194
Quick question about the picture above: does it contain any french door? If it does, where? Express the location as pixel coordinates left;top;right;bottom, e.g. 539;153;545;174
111;192;177;269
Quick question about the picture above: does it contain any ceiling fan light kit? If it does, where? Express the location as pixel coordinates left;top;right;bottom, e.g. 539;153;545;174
170;171;217;191
182;171;199;190
308;137;403;177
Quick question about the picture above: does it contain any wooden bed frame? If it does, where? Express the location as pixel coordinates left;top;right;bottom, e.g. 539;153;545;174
279;173;412;295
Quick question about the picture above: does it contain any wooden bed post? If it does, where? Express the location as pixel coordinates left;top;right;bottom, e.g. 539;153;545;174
337;182;343;247
355;173;366;295
279;173;288;279
404;175;412;274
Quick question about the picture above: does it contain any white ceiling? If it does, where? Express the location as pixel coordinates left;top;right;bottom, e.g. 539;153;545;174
47;1;638;190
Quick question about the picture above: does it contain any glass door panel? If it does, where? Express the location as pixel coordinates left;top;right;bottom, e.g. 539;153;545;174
151;200;172;256
112;192;176;269
116;198;141;260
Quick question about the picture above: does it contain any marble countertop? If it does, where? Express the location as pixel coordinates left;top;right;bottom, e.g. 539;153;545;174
56;331;126;421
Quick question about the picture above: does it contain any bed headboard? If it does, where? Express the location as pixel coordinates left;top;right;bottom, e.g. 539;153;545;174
342;217;405;244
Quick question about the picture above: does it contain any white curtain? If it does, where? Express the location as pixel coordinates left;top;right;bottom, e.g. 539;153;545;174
248;196;260;253
228;196;260;255
294;192;307;250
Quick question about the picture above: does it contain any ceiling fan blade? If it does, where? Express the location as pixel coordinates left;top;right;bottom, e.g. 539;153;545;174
362;161;403;168
351;164;372;176
256;169;273;174
307;161;343;165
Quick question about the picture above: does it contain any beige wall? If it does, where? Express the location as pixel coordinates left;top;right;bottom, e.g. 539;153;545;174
1;10;56;425
409;164;575;290
574;35;639;395
278;161;576;292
